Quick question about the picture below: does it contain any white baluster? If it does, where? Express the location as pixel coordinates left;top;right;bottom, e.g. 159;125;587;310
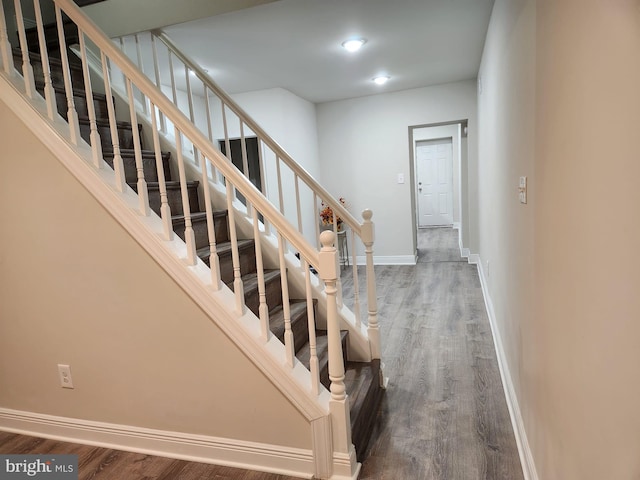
276;156;284;215
78;29;102;167
252;207;269;341
198;151;221;291
149;102;173;240
203;85;214;142
174;127;197;265
54;4;81;144
168;51;177;105
239;122;252;216
0;0;14;76
333;210;343;309
184;63;198;161
351;229;361;328
133;33;148;115
100;51;125;192
221;102;236;199
13;0;35;97
125;77;149;216
257;138;270;235
150;34;166;132
303;256;320;396
318;230;353;456
33;0;57;119
294;174;303;234
362;209;381;359
225;178;245;315
278;233;295;368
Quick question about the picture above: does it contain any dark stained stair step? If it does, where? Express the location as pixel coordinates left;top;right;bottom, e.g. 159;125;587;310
79;117;144;151
198;239;255;284
229;269;283;316
172;212;209;251
297;330;349;391
268;300;313;354
345;359;384;462
103;149;171;184
139;180;199;217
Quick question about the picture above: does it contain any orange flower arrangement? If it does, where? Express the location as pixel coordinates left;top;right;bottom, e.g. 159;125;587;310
320;197;347;230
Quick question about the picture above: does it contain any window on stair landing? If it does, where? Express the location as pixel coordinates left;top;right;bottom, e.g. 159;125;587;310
218;136;263;207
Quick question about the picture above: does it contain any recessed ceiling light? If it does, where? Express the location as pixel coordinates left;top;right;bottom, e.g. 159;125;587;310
373;75;390;85
341;38;367;52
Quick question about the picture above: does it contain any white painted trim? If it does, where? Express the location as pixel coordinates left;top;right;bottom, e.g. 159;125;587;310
467;253;480;265
0;408;314;479
355;255;417;266
460;247;471;258
452;221;461;230
475;258;539;480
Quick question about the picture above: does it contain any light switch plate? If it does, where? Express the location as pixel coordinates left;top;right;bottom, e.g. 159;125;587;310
519;176;527;204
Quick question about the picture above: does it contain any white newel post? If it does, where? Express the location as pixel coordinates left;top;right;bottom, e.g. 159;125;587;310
319;231;357;472
362;209;381;360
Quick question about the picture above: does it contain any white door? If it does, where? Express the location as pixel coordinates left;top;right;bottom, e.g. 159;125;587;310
416;138;453;227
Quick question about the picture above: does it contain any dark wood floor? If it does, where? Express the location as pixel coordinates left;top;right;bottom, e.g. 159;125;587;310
0;228;523;479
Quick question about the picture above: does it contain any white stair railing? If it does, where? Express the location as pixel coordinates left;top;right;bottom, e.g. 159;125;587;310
0;0;367;475
116;30;382;362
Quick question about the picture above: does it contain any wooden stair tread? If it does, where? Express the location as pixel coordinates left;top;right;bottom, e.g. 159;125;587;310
345;359;383;461
139;180;199;190
296;330;348;372
103;148;170;159
268;300;310;350
196;238;254;259
236;269;281;292
171;211;208;223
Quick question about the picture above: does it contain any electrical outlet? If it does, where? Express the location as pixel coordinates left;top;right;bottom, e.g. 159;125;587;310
57;364;74;389
397;173;405;184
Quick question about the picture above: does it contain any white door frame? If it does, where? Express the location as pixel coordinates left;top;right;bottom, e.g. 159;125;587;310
408;121;467;258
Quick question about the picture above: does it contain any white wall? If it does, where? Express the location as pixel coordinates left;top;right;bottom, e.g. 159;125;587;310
478;1;640;479
0;100;311;450
316;81;478;262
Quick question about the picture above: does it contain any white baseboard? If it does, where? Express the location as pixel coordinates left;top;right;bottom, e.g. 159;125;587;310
452;222;461;230
467;253;480;265
355;255;417;266
475;260;539;480
0;408;315;479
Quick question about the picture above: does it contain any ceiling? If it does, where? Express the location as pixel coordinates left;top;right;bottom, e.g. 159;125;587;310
160;0;495;104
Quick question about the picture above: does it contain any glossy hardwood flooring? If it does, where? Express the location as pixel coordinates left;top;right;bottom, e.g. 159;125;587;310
342;227;524;479
0;228;523;479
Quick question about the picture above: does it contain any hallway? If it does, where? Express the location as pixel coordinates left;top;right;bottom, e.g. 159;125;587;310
343;227;524;479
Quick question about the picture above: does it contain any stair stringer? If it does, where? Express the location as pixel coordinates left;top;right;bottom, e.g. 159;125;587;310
0;69;356;480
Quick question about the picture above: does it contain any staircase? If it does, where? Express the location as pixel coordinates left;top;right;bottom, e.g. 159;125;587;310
1;2;384;477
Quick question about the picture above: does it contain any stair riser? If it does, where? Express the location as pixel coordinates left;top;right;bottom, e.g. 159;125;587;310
102;152;171;184
173;215;209;251
148;184;199;217
79;120;144;151
245;274;282;317
15;50;84;92
51;88;109;122
291;306;311;353
218;242;257;285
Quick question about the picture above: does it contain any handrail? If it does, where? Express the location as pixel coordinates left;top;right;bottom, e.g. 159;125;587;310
151;29;362;237
54;0;321;268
